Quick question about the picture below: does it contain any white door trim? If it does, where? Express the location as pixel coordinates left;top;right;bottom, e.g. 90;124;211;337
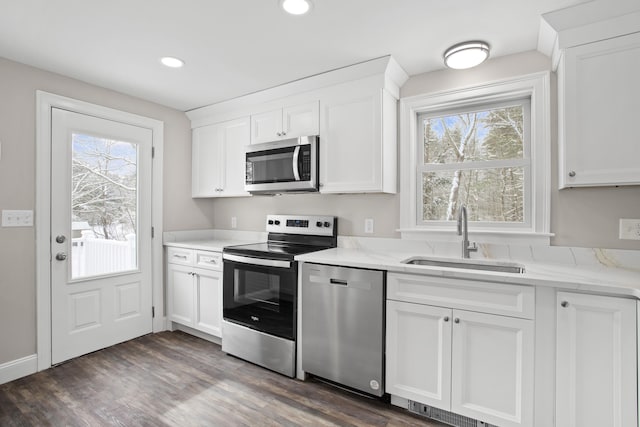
36;91;165;371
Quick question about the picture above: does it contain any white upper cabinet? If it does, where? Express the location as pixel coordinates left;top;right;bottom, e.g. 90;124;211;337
187;56;408;196
542;2;640;189
558;32;640;188
192;116;250;198
250;101;319;144
319;79;397;194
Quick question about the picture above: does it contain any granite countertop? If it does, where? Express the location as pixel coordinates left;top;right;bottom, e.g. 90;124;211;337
162;229;267;253
163;229;640;298
295;246;640;299
164;238;254;252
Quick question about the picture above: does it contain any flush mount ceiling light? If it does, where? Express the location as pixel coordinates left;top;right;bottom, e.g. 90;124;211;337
160;56;185;68
443;41;490;70
281;0;312;15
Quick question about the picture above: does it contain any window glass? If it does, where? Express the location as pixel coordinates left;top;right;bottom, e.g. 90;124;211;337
418;99;529;225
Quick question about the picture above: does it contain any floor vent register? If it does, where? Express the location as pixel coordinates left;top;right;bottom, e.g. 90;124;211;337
408;401;498;427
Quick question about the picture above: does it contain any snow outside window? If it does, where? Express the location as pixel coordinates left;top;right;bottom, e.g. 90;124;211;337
417;98;531;229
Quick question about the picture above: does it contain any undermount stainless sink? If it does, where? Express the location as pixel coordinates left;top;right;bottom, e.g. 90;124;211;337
402;256;526;274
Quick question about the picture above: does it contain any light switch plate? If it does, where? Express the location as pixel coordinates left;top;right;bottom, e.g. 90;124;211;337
2;210;34;227
231;216;237;229
619;218;640;240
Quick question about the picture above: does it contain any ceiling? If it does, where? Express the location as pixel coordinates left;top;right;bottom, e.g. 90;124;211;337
0;0;587;112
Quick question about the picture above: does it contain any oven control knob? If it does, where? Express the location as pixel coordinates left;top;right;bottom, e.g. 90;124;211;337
274;220;280;226
323;221;331;228
268;220;274;225
316;221;323;227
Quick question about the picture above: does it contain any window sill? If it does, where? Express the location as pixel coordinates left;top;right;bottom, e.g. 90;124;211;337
398;228;554;246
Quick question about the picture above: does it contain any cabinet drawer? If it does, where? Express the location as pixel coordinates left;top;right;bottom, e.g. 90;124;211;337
195;251;222;271
387;273;535;319
167;247;194;266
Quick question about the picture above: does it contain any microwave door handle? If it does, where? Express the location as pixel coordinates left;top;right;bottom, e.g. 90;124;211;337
292;146;301;181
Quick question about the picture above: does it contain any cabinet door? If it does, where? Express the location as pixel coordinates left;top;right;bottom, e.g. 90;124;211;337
219;117;250;197
450;310;534;427
320;86;395;193
194;268;222;338
386;300;452;409
283;101;319;138
167;264;195;326
251;109;282;144
559;32;640;188
192;124;222;197
556;292;637;427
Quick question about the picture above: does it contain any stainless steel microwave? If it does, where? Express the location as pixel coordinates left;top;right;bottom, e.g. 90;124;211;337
245;136;319;194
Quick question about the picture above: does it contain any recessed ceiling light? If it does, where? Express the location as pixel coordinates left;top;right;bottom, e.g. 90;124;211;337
281;0;312;15
160;57;185;68
443;41;490;70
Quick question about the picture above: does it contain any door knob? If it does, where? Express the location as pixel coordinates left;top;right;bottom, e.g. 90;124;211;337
55;235;66;243
55;252;67;261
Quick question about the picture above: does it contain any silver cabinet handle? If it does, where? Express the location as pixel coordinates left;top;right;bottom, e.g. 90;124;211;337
55;235;66;244
568;171;576;177
174;255;188;259
282;131;286;136
55;252;67;261
561;301;569;308
276;132;282;136
443;316;449;322
454;318;460;324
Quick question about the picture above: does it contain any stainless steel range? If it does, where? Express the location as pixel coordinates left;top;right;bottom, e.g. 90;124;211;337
221;214;337;377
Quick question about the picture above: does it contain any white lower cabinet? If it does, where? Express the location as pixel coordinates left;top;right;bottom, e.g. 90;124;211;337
166;247;223;338
556;292;638;427
386;273;534;427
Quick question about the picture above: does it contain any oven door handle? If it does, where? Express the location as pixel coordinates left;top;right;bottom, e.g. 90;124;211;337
223;253;291;269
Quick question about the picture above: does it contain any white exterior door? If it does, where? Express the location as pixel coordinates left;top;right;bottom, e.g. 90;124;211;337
50;108;153;364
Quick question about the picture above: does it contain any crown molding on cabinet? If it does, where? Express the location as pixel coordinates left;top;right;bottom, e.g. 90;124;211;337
186;55;408;129
537;0;640;71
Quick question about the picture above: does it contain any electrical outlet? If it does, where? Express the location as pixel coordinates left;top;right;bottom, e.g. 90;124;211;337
364;218;374;234
2;210;33;227
619;219;640;240
231;216;237;229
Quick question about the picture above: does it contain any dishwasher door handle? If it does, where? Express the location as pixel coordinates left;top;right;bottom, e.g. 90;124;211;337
329;278;348;286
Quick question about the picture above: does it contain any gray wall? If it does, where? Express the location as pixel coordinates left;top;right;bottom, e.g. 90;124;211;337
0;57;211;365
210;50;640;250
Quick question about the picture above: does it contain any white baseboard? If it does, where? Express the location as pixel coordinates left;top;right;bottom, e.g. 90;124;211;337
0;354;38;385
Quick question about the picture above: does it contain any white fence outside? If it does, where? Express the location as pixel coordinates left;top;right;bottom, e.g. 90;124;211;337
71;231;136;278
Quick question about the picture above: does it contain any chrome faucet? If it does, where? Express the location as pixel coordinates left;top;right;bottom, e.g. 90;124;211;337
457;205;477;259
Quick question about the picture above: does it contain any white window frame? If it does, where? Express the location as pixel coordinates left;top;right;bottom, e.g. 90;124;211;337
399;72;551;244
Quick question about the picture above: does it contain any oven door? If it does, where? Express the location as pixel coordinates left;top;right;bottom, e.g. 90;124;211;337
222;254;297;340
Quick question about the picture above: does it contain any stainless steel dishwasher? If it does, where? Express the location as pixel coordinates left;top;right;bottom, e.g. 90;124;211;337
301;263;385;396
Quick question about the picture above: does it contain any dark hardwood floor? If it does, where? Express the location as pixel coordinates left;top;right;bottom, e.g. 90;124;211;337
0;331;444;426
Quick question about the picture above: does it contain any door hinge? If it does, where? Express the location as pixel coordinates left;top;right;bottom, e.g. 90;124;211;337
151;227;155;238
152;306;155;318
152;146;155;158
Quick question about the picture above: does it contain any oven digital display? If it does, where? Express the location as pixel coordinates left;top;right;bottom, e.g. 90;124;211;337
286;219;309;228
